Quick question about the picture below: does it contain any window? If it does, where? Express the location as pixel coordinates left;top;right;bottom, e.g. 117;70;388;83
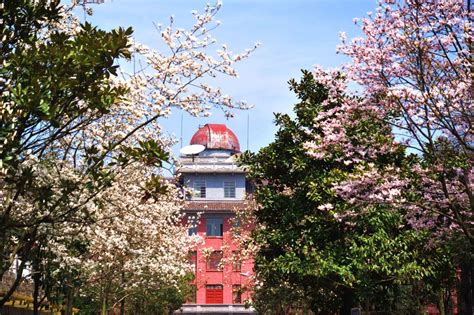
206;218;223;237
193;180;206;198
224;181;236;198
206;251;223;271
232;285;242;304
188;216;198;236
232;251;241;272
188;251;197;271
206;285;223;304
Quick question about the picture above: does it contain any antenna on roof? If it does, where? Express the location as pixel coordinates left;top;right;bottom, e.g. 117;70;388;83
180;113;183;148
246;114;250;151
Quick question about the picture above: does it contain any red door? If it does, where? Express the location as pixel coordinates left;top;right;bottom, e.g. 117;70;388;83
206;285;223;304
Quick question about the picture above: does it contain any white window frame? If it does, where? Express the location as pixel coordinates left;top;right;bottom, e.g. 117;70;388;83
224;181;236;198
193;180;206;198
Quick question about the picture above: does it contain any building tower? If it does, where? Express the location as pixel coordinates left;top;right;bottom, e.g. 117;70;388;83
177;124;255;314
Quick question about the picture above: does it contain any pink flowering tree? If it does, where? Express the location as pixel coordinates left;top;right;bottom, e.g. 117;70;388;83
303;0;472;312
335;0;473;244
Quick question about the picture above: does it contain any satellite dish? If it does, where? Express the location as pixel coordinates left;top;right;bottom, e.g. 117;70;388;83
180;144;205;156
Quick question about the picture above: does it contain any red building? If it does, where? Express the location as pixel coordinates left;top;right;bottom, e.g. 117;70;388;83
177;124;256;314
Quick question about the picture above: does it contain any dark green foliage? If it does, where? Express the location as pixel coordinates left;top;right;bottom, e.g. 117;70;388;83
120;139;170;168
75;273;195;315
241;71;453;314
1;0;132;169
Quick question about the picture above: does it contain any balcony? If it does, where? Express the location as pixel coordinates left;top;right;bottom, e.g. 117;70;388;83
177;156;246;174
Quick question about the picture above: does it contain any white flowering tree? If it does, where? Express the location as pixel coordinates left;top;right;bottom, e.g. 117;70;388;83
43;164;198;314
0;0;256;312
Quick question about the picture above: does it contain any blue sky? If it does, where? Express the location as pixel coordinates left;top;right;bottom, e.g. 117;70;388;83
85;0;377;155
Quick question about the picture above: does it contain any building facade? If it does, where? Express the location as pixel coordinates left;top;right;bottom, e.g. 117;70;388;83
176;124;255;314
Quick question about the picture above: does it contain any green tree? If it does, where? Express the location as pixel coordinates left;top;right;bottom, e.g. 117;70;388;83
1;0;133;307
1;1;255;313
241;71;454;314
75;272;196;315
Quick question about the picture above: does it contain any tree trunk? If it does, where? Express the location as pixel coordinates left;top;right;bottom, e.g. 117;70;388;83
65;285;75;315
119;271;125;315
33;270;41;315
120;297;125;315
445;288;453;315
458;263;473;315
339;288;354;315
101;294;108;315
0;258;27;307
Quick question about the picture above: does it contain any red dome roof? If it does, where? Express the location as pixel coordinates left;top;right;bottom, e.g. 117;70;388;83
190;124;240;152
